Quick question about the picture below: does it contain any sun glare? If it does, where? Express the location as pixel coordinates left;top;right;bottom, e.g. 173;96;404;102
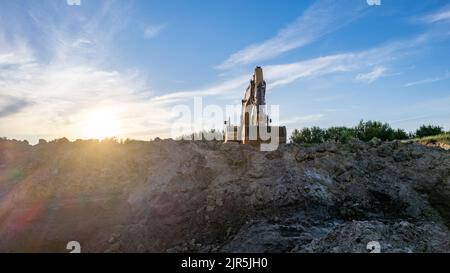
82;110;121;140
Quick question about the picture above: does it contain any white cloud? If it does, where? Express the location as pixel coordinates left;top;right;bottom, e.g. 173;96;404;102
66;0;81;6
148;54;356;106
0;95;31;118
0;3;175;143
71;38;92;48
355;66;387;84
5;66;176;141
144;24;166;39
0;49;175;143
265;54;356;88
405;72;450;87
422;5;450;23
150;74;250;105
154;34;435;106
0;32;35;66
2;1;448;142
217;0;367;69
282;114;324;125
151;31;448;133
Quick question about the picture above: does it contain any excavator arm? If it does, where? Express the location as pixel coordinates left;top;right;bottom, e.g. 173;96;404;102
225;66;287;146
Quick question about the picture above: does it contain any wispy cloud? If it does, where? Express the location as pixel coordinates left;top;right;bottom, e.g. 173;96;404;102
405;72;450;87
157;35;431;105
388;95;450;130
0;31;35;66
150;74;250;104
0;2;175;142
422;4;450;23
389;114;435;125
154;58;345;106
355;66;387;84
0;47;173;141
282;114;324;125
144;24;166;39
71;38;92;48
0;95;32;118
2;1;449;142
314;93;353;103
265;54;355;88
217;0;367;70
150;54;357;106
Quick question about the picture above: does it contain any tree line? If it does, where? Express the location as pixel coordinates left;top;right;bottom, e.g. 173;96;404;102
290;121;448;144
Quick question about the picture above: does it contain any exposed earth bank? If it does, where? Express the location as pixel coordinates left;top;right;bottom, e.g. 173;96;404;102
0;138;449;253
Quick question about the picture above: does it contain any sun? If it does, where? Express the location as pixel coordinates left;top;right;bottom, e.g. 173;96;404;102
81;110;121;140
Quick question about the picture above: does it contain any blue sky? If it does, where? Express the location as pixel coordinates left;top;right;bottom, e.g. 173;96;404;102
1;0;450;143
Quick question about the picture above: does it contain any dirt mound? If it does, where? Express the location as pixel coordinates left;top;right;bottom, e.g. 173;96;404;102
0;138;449;253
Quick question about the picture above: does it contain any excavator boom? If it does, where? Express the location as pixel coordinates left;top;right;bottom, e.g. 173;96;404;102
225;67;287;146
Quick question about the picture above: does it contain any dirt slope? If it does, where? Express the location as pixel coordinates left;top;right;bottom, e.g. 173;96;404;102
0;138;449;253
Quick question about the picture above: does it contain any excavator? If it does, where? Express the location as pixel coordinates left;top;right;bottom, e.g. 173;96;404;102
224;66;287;147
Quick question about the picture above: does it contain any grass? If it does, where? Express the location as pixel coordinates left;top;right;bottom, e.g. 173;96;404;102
416;133;450;145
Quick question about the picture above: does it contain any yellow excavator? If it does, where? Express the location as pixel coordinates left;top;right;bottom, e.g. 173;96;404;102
225;66;287;146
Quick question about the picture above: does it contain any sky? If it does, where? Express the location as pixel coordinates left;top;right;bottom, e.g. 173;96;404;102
0;0;450;144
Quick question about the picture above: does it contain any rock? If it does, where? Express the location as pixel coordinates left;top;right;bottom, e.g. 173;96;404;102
377;144;393;157
295;152;315;162
108;233;120;244
394;149;411;162
215;199;224;207
369;137;382;147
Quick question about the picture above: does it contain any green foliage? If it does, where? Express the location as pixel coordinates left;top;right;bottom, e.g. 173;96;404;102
415;125;444;138
101;137;119;144
289;129;302;144
178;129;224;141
290;127;325;144
323;127;356;143
393;129;409;140
354;120;396;141
50;137;70;144
291;120;420;144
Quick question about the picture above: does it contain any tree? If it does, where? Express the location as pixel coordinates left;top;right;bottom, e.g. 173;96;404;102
415;125;444;138
393;129;409;140
290;127;325;144
51;137;70;144
290;120;414;144
324;127;355;143
354;120;395;141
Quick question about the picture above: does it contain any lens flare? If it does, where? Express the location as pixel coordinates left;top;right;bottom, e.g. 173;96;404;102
82;110;120;140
